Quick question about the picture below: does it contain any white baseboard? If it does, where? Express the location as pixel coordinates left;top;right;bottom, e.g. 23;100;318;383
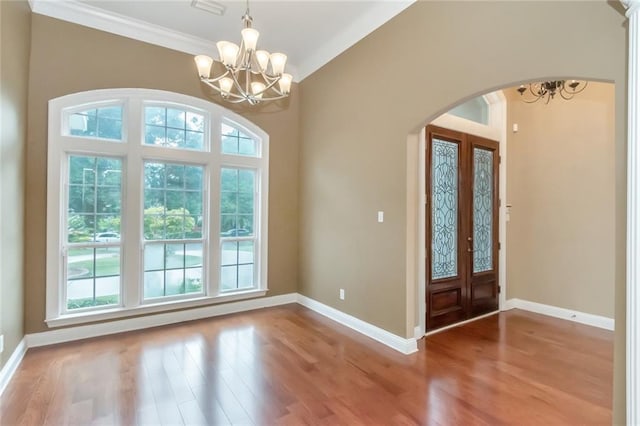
505;298;614;331
27;293;298;348
296;294;418;355
0;338;28;397
414;325;423;339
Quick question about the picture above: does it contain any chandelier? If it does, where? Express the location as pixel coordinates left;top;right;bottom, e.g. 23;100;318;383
516;80;587;104
194;0;292;105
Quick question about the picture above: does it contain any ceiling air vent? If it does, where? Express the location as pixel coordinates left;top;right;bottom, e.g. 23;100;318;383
191;0;226;16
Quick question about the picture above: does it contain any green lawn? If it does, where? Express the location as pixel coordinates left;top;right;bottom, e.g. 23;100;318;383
67;294;119;310
68;253;203;278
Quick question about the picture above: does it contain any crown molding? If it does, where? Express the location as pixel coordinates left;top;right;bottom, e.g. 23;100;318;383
296;1;415;80
29;0;213;55
622;0;640;16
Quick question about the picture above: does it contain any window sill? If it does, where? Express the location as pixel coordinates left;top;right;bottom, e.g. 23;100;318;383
45;289;268;328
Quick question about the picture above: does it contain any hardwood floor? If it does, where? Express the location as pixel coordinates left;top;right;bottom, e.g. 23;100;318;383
0;305;613;425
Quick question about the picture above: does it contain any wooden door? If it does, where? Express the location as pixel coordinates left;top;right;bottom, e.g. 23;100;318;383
426;125;499;331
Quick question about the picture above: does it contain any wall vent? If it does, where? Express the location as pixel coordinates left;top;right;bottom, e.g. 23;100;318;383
191;0;226;16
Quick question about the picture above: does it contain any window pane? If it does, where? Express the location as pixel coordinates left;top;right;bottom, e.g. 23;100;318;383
67;156;122;244
66;247;120;310
186;131;204;150
166;192;185;210
96;216;121;236
95;247;120;277
222;123;238;137
220;168;256;238
166;243;185;269
221;168;238;192
166;270;185;296
221;123;259;157
144;271;164;298
145;125;166;146
97;117;122;140
144;106;205;151
68;106;123;141
220;241;255;291
238;170;255;193
144;244;164;271
166;164;184;189
238;264;254;289
221;192;237;214
238;137;256;156
166;128;185;148
143;243;204;299
220;215;236;235
185;167;203;190
238;193;253;215
431;139;459;280
185;243;203;267
186;112;204;132
68;247;94;279
145;106;165;126
185;192;203;215
185;268;203;293
473;148;494;273
222;136;238;155
221;266;237;291
167;108;185;129
186;216;202;238
144;162;204;241
145;163;165;188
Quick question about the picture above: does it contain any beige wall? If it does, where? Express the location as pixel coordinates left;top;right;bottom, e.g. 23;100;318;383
0;0;30;369
298;1;626;422
506;82;615;317
24;15;299;334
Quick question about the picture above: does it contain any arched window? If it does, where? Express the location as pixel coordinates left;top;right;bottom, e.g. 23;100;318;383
46;89;269;326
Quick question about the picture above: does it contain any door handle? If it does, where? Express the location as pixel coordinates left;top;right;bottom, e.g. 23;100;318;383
467;248;474;252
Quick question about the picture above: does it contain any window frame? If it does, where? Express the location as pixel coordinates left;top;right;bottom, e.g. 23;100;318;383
46;89;269;327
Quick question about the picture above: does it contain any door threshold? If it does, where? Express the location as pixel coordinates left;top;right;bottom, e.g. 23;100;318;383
424;310;500;338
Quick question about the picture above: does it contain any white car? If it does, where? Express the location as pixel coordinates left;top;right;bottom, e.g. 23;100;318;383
95;232;120;243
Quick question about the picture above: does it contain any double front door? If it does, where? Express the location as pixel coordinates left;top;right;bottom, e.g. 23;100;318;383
426;125;499;331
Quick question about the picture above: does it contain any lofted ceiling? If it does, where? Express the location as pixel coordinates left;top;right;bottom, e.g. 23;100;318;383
28;0;415;81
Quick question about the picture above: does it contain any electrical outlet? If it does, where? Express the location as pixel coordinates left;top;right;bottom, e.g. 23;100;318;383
339;289;345;300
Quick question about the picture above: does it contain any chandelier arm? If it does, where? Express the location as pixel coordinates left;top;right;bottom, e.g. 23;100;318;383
201;69;232;84
228;65;250;99
559;90;575;101
520;92;543;103
249;92;289;102
528;83;541;98
567;80;588;95
252;67;287;96
200;79;250;102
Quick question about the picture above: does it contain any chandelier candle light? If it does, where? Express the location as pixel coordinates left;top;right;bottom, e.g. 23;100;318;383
194;0;292;105
516;80;587;104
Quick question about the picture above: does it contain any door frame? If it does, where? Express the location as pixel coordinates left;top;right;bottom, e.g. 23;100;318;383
417;90;507;337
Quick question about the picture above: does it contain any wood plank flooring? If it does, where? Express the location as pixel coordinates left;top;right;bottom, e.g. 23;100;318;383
0;305;613;425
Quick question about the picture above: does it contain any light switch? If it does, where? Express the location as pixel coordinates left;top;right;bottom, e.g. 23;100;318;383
377;211;384;223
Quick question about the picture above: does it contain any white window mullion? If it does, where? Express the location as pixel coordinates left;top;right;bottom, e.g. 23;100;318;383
123;98;144;308
260;144;269;292
209;119;222;297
